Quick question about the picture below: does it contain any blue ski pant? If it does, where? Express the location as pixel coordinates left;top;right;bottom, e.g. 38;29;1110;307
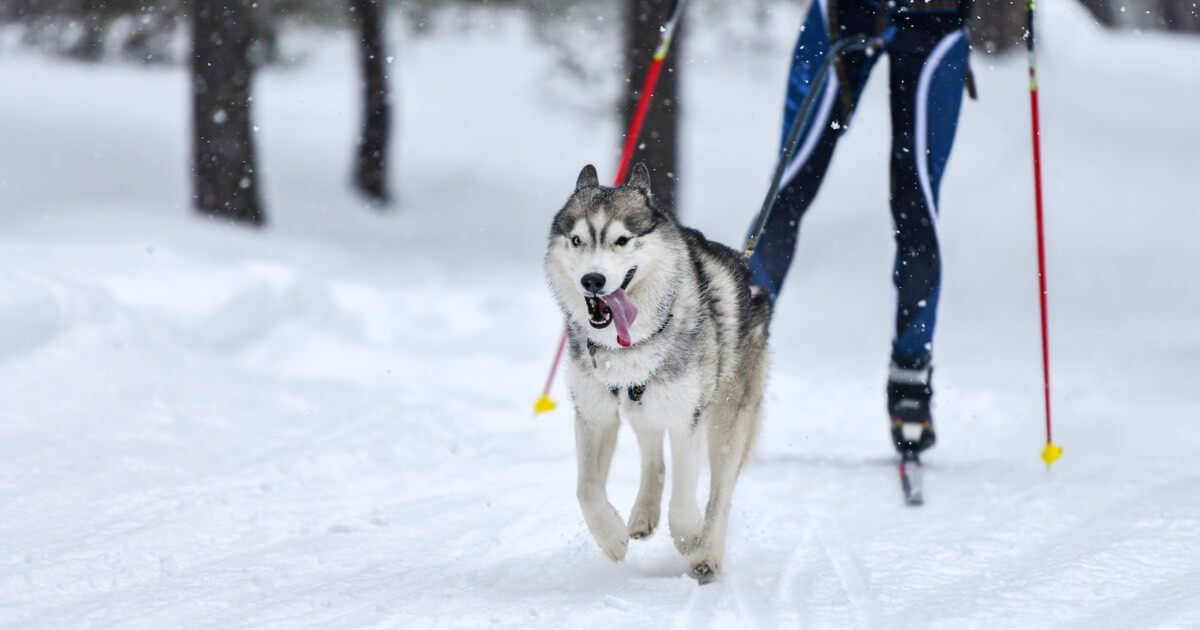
747;0;970;367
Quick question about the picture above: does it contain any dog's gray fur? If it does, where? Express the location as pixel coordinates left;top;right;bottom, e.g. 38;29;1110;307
544;162;771;583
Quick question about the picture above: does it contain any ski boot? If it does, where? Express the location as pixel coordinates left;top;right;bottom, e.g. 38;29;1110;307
888;359;935;505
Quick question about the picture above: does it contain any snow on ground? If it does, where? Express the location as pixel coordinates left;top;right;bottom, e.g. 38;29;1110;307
1;2;1198;628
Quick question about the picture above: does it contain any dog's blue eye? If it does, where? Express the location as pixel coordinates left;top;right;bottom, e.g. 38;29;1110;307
571;236;582;247
615;236;630;247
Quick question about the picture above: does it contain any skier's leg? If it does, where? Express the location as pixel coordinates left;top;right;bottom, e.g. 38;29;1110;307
745;0;878;300
885;25;969;453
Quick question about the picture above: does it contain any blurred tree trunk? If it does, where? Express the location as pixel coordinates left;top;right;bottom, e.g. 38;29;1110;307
121;2;178;64
1163;0;1200;31
1076;0;1117;26
63;0;104;60
350;0;391;204
0;1;19;22
623;0;682;214
250;0;279;66
968;0;1026;54
191;0;264;226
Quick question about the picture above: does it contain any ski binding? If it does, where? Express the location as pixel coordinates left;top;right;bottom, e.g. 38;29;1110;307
900;452;923;506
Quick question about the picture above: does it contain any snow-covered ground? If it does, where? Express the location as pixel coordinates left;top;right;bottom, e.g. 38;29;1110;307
2;3;1198;628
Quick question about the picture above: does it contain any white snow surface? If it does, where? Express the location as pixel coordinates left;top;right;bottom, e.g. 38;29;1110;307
2;3;1199;628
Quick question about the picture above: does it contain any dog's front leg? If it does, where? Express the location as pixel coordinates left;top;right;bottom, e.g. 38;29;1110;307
627;422;665;539
667;423;703;555
574;402;627;562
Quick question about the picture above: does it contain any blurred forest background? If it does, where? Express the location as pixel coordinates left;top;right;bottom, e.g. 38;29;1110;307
0;0;1196;226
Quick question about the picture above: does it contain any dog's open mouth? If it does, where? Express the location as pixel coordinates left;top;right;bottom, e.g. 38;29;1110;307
584;289;638;347
586;296;613;328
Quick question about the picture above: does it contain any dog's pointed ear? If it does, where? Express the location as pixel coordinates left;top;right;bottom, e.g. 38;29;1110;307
575;164;599;191
627;162;652;194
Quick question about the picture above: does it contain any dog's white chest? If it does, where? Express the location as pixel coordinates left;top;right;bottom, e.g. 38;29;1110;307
585;341;666;388
617;369;704;430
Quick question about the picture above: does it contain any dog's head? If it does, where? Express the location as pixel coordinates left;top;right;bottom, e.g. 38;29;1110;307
545;163;680;348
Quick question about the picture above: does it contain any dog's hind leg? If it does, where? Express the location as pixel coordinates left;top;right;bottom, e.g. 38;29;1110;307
690;402;756;584
573;387;628;562
667;423;704;555
690;317;769;582
628;423;665;540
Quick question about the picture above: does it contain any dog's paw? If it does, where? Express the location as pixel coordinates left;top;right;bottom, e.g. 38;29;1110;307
597;530;628;559
668;507;702;554
672;530;700;555
627;503;660;540
584;504;629;562
689;558;720;585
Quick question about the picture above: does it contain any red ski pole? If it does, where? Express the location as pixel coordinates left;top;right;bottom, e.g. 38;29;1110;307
1027;0;1062;467
535;0;689;414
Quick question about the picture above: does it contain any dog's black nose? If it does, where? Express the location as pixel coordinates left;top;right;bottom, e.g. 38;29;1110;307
580;273;606;294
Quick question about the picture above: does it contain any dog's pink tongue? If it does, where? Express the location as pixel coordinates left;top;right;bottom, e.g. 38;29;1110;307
600;289;638;347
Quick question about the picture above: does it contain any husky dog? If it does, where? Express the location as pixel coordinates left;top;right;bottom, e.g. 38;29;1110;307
544;163;771;583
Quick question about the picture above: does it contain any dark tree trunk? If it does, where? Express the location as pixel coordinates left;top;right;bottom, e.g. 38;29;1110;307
1163;0;1200;31
623;0;683;214
1075;0;1118;26
63;0;104;61
190;0;264;226
248;0;278;66
967;0;1027;54
121;2;177;64
350;0;391;204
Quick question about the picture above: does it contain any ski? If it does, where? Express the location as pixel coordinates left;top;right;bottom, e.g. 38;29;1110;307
899;452;924;506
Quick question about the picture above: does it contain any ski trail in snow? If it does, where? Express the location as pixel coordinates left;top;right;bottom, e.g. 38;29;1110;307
774;518;819;627
668;561;773;630
730;571;773;630
672;581;722;630
809;508;878;628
